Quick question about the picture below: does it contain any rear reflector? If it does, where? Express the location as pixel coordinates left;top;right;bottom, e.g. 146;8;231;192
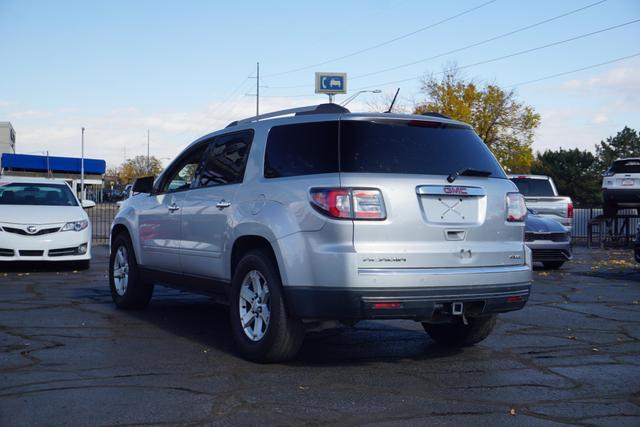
372;302;402;309
567;202;574;219
507;296;524;303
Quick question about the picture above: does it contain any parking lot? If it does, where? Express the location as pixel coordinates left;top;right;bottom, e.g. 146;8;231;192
0;246;639;426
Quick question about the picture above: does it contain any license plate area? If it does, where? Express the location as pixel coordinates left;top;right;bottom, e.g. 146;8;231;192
416;185;486;226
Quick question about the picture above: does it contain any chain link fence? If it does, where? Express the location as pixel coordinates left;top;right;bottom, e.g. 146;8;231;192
88;203;119;245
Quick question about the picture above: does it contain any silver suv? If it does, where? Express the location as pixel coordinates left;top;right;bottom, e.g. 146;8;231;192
109;104;532;362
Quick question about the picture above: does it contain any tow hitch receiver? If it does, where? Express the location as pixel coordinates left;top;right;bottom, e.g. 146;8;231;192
452;302;464;315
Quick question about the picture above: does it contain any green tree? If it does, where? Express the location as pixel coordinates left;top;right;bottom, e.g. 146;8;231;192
119;155;163;184
531;148;601;206
414;68;540;173
595;127;640;170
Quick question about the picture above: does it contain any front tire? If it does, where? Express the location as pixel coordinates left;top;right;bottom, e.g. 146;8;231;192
109;233;153;309
423;315;496;347
229;249;304;363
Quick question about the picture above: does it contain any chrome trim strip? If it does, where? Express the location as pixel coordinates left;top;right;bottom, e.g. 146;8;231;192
358;265;530;276
416;185;486;197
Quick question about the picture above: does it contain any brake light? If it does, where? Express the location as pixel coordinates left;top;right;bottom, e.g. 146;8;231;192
506;193;527;222
310;188;386;220
567;202;574;219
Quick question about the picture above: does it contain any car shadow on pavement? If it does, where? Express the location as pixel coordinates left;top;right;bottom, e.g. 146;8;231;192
0;261;85;273
123;291;461;366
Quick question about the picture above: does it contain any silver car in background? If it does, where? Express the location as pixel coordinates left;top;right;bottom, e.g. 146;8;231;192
109;104;532;362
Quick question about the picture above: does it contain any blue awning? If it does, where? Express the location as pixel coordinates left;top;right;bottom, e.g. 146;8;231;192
1;153;106;175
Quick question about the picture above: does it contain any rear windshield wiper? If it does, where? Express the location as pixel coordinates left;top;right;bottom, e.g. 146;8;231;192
447;168;492;183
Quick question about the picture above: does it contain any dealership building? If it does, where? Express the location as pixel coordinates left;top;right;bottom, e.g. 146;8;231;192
0;121;107;200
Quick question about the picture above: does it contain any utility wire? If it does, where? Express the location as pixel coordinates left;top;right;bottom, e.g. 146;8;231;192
351;0;608;80
506;52;640;88
267;0;608;90
261;0;498;78
347;17;640;92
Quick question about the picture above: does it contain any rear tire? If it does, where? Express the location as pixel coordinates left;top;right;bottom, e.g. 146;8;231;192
542;261;565;270
603;202;617;217
423;315;496;347
109;233;153;309
229;249;304;363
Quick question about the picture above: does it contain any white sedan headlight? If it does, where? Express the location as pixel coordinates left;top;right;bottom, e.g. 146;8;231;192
61;220;89;232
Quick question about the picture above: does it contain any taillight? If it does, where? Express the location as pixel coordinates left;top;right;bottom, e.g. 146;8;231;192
567;202;574;219
310;188;386;220
506;192;527;222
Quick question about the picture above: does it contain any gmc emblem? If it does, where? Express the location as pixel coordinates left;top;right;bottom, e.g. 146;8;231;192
443;186;468;195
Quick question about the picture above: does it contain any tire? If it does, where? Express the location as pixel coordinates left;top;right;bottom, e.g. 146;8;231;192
423;314;496;347
603;202;617;217
109;233;153;309
75;260;91;270
229;249;304;363
542;261;564;270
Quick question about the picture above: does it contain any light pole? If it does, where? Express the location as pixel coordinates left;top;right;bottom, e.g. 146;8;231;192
80;127;85;202
340;89;382;106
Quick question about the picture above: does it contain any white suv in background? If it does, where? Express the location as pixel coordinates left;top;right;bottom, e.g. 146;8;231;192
602;158;640;216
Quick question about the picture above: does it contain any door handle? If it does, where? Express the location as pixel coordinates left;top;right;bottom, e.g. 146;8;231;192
216;200;231;210
168;203;180;212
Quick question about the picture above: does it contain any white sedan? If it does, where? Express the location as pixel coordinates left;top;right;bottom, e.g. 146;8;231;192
0;177;94;269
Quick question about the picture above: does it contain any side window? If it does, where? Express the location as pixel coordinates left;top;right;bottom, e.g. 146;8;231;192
264;121;339;178
194;130;253;187
161;144;207;193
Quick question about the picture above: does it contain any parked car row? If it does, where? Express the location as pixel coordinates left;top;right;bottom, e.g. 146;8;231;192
5;104;634;363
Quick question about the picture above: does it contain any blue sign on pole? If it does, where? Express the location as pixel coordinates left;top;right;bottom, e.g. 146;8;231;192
315;72;347;94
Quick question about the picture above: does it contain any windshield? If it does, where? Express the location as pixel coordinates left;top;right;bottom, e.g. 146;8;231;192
339;120;506;178
510;178;555;197
0;183;79;206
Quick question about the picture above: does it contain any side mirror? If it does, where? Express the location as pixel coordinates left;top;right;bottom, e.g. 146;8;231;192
81;199;96;209
132;176;155;194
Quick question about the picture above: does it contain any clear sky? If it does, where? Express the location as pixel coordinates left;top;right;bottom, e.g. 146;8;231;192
1;0;638;167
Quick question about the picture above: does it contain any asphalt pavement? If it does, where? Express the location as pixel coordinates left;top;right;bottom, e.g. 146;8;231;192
1;246;639;426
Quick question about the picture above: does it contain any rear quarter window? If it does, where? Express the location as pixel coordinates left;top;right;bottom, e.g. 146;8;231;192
264;122;339;178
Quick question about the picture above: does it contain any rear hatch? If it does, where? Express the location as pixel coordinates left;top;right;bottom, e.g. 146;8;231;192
339;117;525;269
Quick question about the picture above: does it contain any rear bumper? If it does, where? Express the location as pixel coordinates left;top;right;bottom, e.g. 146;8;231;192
284;282;531;321
603;188;640;204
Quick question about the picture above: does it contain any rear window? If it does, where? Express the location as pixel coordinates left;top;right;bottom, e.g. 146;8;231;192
0;183;78;206
610;160;640;174
340;121;505;177
264;119;505;179
510;178;555;197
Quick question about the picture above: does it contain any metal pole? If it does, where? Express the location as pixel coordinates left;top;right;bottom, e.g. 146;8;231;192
256;62;260;116
328;94;334;104
81;127;85;202
147;128;150;173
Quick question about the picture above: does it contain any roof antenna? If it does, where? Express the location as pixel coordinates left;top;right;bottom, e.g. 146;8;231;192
385;88;400;113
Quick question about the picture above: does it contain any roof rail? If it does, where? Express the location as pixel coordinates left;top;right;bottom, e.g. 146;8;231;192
421;112;452;119
226;103;350;127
